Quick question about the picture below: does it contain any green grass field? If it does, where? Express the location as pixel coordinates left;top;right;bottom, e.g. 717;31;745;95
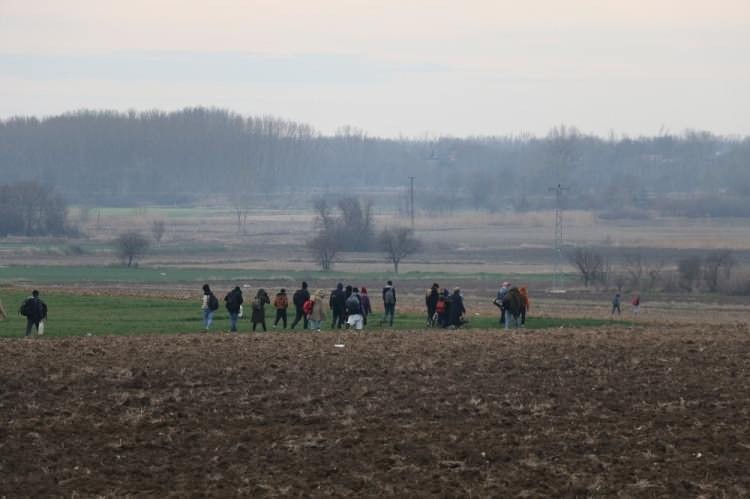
0;290;630;338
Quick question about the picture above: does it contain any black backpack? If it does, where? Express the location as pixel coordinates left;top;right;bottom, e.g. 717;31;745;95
207;293;219;311
19;298;36;317
345;294;361;314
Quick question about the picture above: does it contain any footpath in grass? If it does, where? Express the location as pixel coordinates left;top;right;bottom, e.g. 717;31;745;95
0;265;570;285
0;290;631;339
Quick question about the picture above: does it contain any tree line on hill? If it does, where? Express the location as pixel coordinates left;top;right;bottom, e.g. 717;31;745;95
1;108;749;214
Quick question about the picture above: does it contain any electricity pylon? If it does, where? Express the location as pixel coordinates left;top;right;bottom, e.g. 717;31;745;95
549;184;569;292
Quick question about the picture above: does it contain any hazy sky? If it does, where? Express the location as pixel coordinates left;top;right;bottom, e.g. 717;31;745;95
1;0;749;137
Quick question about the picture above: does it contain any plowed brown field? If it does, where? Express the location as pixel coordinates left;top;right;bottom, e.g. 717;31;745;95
2;326;749;497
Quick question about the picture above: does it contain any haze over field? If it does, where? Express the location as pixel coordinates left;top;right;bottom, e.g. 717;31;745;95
2;0;749;137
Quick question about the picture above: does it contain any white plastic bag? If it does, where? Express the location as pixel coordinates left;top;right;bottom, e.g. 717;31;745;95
238;305;244;318
38;321;45;336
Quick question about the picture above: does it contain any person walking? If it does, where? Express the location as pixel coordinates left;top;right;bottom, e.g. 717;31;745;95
201;284;219;331
345;287;364;330
329;283;346;329
611;293;621;316
359;287;372;326
19;290;47;337
224;286;244;332
494;281;511;325
251;288;271;331
631;293;641;316
273;288;289;329
380;280;397;327
290;281;310;330
309;290;326;332
436;289;449;328
425;283;440;327
519;287;530;327
448;287;466;328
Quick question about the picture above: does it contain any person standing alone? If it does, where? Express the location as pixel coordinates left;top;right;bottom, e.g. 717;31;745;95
20;290;47;337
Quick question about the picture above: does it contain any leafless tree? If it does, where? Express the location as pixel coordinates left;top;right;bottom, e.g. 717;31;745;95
379;227;422;273
645;260;665;290
151;220;166;245
703;249;735;292
622;249;645;289
678;256;702;291
114;231;150;267
568;248;605;287
230;191;251;233
307;229;339;271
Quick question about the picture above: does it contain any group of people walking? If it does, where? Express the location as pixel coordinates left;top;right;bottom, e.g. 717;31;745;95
200;280;398;333
200;279;533;333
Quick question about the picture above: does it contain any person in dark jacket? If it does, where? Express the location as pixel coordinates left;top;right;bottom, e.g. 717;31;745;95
224;286;244;332
20;289;47;337
425;282;440;326
359;286;372;325
329;283;347;329
251;288;270;331
291;281;310;329
380;280;397;327
448;287;466;328
345;287;364;330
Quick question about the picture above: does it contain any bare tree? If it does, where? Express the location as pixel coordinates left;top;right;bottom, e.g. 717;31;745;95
622;249;644;289
645;260;665;290
114;231;150;267
703;249;735;292
379;226;422;273
568;248;605;287
307;229;339;271
677;256;702;291
151;219;166;245
229;191;251;233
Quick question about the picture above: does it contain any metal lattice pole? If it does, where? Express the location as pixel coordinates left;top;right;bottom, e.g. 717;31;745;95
549;184;569;292
408;176;415;228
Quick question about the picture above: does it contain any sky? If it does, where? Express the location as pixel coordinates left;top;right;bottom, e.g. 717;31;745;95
1;0;749;138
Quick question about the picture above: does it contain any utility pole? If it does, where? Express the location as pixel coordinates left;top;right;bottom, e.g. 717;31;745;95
408;176;415;228
549;183;569;292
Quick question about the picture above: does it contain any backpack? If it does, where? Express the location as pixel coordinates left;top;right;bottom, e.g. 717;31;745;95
436;298;446;314
207;293;219;311
384;288;395;305
345;294;361;314
252;297;262;310
19;298;33;317
275;294;288;309
303;299;314;316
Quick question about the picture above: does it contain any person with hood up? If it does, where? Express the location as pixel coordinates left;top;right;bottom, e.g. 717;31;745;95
329;283;347;329
291;281;310;330
273;288;289;329
251;288;271;331
448;287;466;328
359;287;372;325
309;290;327;332
224;286;244;332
